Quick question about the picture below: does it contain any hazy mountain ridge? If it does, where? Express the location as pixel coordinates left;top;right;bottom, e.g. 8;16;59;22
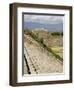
24;21;63;32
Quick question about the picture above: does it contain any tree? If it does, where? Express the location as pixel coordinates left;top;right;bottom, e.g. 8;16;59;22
40;37;43;44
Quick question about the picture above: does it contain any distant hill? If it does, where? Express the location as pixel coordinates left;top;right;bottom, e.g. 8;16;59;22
25;29;63;47
24;21;63;32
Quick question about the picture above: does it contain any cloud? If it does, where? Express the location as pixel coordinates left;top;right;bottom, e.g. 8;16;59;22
24;14;63;24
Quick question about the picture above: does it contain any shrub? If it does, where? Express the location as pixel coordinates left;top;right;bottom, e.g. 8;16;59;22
51;32;63;36
40;38;43;44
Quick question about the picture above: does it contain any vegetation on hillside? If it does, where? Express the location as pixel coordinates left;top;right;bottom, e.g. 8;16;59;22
24;29;63;62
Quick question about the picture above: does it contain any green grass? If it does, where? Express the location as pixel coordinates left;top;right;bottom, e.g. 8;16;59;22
50;46;63;59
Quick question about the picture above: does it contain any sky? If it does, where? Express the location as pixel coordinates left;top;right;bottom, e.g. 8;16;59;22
23;14;64;32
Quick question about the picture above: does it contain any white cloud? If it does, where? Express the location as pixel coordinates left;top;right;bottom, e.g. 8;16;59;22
24;14;63;24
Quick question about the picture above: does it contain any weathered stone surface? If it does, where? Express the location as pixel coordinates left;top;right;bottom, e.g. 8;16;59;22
24;34;63;75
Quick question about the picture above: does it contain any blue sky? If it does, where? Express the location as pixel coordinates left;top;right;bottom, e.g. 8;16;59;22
24;14;64;32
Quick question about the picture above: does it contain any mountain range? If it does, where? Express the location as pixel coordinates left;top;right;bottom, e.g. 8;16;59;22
24;21;63;32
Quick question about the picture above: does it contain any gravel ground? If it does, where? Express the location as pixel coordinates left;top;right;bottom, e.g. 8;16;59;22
24;34;63;75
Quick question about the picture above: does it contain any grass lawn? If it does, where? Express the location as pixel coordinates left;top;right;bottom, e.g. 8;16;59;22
50;46;63;59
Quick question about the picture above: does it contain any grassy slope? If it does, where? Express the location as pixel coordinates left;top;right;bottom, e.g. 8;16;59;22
50;46;63;59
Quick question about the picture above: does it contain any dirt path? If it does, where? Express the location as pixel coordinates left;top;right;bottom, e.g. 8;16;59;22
24;34;63;74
